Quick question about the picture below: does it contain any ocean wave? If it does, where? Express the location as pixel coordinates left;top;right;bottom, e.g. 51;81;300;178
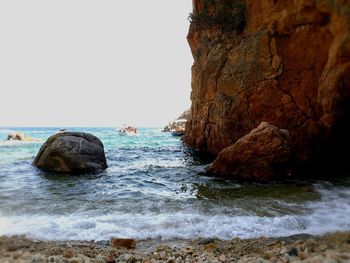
1;185;350;241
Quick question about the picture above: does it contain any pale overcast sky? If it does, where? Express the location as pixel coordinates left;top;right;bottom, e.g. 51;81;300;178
0;1;193;127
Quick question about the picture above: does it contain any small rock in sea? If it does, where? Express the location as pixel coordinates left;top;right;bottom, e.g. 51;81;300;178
33;132;107;173
288;247;298;256
6;132;40;142
198;238;216;245
111;238;136;249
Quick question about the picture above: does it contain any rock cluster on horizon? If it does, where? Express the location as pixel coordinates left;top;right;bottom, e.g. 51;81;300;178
6;132;40;142
163;109;191;135
184;0;350;180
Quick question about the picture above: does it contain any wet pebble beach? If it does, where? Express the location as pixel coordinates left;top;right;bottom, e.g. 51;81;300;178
1;232;350;263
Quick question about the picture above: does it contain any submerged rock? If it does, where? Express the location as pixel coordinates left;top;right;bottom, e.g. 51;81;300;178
33;132;107;173
207;122;291;180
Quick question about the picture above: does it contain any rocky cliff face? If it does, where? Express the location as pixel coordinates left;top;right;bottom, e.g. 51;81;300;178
184;0;350;180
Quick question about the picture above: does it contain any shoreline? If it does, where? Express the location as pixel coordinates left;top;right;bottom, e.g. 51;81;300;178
1;232;350;262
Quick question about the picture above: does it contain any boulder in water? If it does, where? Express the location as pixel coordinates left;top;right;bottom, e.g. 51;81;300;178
33;132;107;173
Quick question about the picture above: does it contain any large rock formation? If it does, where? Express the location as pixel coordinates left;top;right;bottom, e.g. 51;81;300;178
207;122;291;180
33;132;107;173
184;0;350;180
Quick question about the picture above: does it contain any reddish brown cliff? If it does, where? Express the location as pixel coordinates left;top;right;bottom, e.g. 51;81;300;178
184;0;350;180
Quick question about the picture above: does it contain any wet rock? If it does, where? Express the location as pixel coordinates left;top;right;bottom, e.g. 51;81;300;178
198;238;216;245
185;0;350;180
207;122;291;180
33;132;107;173
111;238;136;249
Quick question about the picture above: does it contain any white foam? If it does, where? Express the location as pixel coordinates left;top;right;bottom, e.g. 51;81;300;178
1;183;350;241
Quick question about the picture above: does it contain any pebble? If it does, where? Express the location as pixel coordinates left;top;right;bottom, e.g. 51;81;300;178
198;238;216;245
30;254;44;263
218;254;227;262
158;251;167;260
287;248;298;257
67;257;83;263
204;243;217;252
63;249;75;259
48;256;63;263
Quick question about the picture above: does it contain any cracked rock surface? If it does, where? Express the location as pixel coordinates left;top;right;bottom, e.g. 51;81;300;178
33;132;107;173
184;0;350;179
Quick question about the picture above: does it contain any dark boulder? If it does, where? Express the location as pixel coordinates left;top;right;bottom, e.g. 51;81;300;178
33;132;107;173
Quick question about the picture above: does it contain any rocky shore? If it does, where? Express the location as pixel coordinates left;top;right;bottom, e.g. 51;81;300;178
1;232;350;263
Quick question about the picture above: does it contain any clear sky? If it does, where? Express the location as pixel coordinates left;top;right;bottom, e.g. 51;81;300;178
0;1;193;127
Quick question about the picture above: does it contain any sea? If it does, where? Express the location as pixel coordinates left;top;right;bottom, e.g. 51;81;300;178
0;127;350;241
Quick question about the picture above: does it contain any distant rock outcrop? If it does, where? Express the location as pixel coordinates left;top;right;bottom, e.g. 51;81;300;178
6;132;40;142
184;0;350;180
33;132;107;173
163;109;191;136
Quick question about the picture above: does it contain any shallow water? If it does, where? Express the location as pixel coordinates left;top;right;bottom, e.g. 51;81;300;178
0;127;350;241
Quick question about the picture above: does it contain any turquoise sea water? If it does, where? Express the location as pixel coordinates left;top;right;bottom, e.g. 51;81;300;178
0;127;350;241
